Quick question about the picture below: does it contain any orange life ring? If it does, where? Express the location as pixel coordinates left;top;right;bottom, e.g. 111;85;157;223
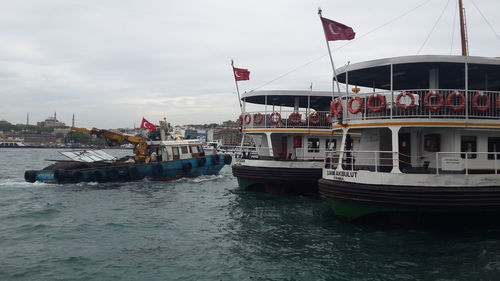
446;91;465;111
269;112;282;125
330;99;343;117
395;92;415;110
243;113;251;125
253;113;263;124
288;112;301;125
308;112;320;124
472;92;490;112
367;94;386;112
237;115;243;124
347;96;363;114
423;91;444;111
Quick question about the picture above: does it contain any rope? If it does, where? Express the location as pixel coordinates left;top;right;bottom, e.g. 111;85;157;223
249;0;435;92
417;0;451;55
470;0;500;42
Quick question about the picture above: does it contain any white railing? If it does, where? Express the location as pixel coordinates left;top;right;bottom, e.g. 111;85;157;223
337;89;500;122
325;150;500;175
239;110;331;129
234;146;327;161
238;89;499;129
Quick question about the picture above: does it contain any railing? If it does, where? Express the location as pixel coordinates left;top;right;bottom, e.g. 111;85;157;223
325;150;500;175
339;89;500;122
234;146;327;161
239;110;331;129
239;89;500;129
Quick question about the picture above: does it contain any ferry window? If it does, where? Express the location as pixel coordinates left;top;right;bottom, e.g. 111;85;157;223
488;137;500;160
424;134;440;152
191;146;199;154
326;139;336;151
308;138;320;153
461;136;477;159
181;146;189;154
198;145;204;153
172;147;180;157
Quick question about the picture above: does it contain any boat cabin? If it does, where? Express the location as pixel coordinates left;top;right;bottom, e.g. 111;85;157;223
239;90;345;161
147;139;205;162
328;55;500;175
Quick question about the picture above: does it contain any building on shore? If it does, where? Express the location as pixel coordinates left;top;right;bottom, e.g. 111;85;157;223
37;113;66;128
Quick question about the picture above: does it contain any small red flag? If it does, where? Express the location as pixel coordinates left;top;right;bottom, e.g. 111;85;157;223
321;17;355;41
140;118;156;130
233;67;250;81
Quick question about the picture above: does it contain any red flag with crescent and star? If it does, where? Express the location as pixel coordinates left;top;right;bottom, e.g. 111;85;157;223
140;118;156;130
321;17;355;41
233;67;250;81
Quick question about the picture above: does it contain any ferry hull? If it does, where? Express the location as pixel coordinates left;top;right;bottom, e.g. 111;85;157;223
319;179;500;221
232;164;321;194
25;155;231;184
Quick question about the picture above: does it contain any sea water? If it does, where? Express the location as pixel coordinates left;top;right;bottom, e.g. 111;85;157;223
1;148;500;280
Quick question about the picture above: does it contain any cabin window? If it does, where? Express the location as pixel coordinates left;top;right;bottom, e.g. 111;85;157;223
424;134;440;152
181;146;189;154
308;138;320;153
172;147;180;157
461;136;477;159
488;137;500;160
326;139;336;151
198;145;204;153
191;146;199;154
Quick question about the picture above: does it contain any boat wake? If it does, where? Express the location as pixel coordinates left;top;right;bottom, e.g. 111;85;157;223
183;174;224;183
0;178;49;188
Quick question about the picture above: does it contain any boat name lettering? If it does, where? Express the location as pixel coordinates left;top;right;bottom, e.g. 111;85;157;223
326;170;357;178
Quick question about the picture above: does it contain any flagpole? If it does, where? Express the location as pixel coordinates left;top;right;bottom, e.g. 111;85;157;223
318;8;341;98
231;59;244;114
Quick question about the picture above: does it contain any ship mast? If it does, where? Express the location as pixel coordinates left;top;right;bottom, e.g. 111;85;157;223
458;0;469;56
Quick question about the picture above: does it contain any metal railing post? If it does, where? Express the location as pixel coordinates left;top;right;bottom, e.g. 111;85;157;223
465;152;469;175
436;152;439;175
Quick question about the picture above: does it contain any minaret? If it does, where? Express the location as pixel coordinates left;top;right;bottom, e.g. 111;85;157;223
72;114;75;127
26;113;29;126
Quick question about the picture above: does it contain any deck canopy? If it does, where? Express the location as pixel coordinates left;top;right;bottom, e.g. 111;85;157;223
336;55;500;91
241;90;339;111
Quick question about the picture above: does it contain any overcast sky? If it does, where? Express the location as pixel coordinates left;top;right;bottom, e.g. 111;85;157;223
1;0;499;128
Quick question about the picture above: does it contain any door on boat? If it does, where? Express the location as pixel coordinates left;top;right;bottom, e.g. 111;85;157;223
281;136;288;159
399;133;411;170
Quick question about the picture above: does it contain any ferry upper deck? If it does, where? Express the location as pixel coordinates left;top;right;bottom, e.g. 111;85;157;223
331;55;500;129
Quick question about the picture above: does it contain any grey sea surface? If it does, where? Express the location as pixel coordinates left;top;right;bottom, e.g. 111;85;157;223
1;148;500;281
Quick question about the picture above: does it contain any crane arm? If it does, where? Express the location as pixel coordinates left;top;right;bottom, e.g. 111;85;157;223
71;127;149;159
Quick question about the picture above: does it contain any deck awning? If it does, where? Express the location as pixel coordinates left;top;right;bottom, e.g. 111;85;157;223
336;55;500;91
241;90;340;111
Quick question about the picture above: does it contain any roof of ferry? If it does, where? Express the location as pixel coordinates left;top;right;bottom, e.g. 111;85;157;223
335;55;500;91
241;90;340;111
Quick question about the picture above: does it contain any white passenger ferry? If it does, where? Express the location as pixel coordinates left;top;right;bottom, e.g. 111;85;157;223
232;90;347;193
319;55;500;221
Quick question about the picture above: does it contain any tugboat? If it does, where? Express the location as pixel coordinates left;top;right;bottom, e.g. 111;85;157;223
232;90;347;194
24;120;231;184
319;0;500;222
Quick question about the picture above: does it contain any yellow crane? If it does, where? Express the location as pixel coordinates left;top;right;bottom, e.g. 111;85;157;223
71;127;149;162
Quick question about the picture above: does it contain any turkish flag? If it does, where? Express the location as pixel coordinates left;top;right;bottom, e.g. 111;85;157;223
140;118;156;130
233;67;250;81
321;17;355;41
